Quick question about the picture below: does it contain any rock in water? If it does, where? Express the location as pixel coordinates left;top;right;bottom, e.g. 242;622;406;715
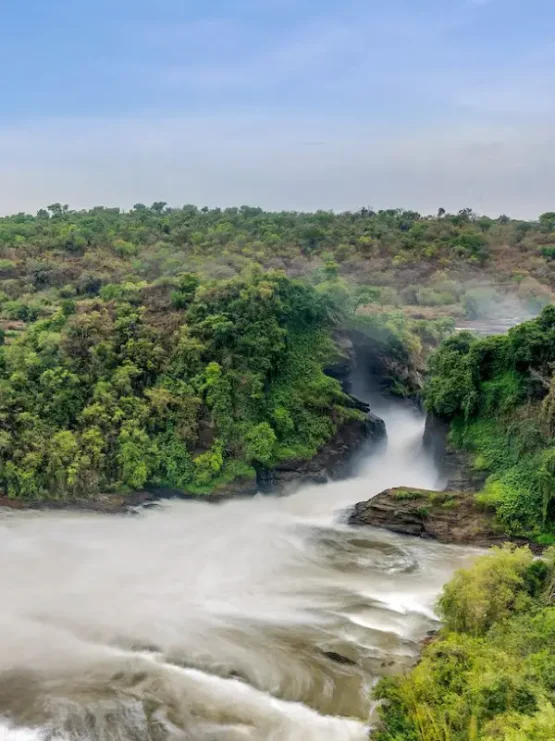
349;487;536;549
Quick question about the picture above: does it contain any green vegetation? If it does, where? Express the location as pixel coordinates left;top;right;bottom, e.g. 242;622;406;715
423;307;555;536
0;269;365;499
374;546;555;741
1;202;492;501
394;488;426;501
1;204;555;337
381;308;555;739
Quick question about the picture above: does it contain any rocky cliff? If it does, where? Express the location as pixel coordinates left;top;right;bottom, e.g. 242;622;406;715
423;415;487;492
257;407;386;492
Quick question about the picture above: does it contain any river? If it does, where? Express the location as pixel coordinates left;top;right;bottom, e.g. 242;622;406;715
0;396;477;741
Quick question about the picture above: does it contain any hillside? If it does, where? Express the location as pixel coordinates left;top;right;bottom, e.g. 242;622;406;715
2;203;555;502
2;205;555;340
0;269;379;500
7;202;538;501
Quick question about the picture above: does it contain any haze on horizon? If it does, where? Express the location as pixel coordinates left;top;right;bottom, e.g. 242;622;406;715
2;0;555;219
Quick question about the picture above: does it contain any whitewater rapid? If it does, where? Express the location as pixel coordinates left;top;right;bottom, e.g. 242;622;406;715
0;399;477;740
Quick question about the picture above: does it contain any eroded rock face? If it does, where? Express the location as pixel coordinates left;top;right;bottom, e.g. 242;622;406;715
423;415;487;492
325;329;424;398
349;487;535;549
349;329;423;397
324;332;357;394
257;411;386;493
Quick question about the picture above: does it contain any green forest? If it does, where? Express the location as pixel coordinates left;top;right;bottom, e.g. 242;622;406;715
0;269;364;499
1;203;555;333
2;201;527;501
1;202;555;502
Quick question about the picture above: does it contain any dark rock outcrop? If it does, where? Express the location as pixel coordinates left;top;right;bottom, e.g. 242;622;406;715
423;415;487;492
349;329;423;397
325;328;423;398
349;487;536;550
0;491;159;515
257;412;386;493
325;332;357;394
146;476;259;503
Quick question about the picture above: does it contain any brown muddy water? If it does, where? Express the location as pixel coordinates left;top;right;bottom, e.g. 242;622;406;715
0;400;477;741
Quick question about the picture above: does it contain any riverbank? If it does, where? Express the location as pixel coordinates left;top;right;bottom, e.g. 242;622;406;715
372;544;555;740
0;409;386;514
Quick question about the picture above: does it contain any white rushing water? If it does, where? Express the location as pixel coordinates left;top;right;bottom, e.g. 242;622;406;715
0;398;477;741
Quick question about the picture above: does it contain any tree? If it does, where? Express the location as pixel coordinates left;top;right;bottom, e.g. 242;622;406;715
454;231;489;261
245;423;277;466
539;212;555;233
117;422;151;489
439;546;535;635
352;286;381;313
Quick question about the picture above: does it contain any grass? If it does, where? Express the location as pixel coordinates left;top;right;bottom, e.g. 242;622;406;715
394;488;426;501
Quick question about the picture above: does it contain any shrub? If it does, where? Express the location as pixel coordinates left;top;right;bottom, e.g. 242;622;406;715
245;422;277;466
438;546;536;635
424;332;479;419
373;548;555;741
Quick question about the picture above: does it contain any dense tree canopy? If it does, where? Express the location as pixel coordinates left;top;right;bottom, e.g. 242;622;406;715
0;270;362;499
1;203;555;334
0;202;554;504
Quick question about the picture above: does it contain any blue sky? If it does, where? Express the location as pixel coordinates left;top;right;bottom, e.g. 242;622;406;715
1;0;555;216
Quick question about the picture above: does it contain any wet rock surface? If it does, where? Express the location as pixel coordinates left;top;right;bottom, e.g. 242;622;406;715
349;487;537;550
0;477;260;515
324;332;357;394
423;415;487;492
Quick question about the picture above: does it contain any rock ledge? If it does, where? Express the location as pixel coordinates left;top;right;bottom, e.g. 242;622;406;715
349;487;536;549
